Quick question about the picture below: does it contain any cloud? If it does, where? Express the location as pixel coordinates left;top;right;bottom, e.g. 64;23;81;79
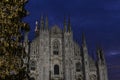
109;52;120;55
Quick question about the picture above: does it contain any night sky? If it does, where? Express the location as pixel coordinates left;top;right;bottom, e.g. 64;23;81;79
23;0;120;80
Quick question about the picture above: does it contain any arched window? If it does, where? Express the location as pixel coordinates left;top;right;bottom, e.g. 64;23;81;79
76;62;81;72
54;65;59;75
53;40;59;55
90;74;97;80
78;78;82;80
77;75;82;80
30;77;35;80
30;60;36;70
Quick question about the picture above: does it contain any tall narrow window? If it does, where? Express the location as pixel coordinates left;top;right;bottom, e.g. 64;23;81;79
78;78;81;80
54;65;59;75
30;77;35;80
53;40;59;55
30;60;36;70
76;62;81;72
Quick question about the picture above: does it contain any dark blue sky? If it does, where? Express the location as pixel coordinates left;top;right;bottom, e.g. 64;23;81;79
24;0;120;80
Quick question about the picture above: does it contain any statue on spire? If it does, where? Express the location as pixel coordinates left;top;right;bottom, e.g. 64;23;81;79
35;20;39;36
35;20;39;32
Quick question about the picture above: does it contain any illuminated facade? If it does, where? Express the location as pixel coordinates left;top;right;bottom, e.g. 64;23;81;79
24;16;108;80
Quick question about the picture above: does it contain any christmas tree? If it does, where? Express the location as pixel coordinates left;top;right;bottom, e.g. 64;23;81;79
0;0;30;79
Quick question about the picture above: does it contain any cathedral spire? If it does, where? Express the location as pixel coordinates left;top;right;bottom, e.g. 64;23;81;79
96;46;101;61
68;16;71;32
24;32;28;43
24;31;29;48
82;32;87;46
64;16;67;32
96;46;105;63
35;20;39;36
35;20;39;32
40;15;44;30
81;32;90;80
45;15;48;30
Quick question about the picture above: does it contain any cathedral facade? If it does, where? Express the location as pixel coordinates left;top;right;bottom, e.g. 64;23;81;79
24;16;108;80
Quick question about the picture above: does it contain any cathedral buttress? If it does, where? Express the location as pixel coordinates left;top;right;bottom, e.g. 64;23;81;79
45;16;49;30
81;33;90;80
96;47;108;80
64;16;67;32
68;16;71;32
63;17;74;80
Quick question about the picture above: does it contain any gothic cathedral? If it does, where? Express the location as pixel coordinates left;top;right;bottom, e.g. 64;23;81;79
24;16;108;80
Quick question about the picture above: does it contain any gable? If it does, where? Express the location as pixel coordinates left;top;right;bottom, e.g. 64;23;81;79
50;25;62;34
